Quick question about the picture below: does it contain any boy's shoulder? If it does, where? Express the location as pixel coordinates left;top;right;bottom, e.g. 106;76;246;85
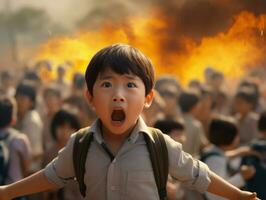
200;145;224;162
5;128;30;147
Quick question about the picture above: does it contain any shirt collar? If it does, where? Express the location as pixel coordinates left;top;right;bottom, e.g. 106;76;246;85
87;117;153;144
88;119;103;144
128;117;154;143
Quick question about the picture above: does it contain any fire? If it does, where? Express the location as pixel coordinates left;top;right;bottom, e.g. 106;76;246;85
35;10;266;84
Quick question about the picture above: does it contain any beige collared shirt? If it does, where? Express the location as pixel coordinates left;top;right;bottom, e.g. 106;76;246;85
44;117;211;200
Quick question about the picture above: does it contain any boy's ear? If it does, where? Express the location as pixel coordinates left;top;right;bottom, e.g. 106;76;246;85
144;89;155;108
84;90;94;108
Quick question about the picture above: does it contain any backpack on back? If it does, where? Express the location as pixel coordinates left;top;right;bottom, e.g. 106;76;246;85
73;127;169;200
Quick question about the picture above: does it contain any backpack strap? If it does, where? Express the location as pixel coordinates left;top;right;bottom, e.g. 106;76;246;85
73;129;93;197
200;151;223;163
144;127;169;200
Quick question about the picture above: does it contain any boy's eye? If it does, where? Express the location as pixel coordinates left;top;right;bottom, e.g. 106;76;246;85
101;82;112;88
127;82;137;88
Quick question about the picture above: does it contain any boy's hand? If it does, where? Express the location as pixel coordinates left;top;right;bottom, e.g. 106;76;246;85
240;165;256;180
239;191;260;200
238;146;262;158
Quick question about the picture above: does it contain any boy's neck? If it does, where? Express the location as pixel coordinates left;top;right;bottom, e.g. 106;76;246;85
100;122;136;155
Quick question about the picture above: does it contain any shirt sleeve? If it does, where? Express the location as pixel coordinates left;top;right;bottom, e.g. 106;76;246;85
44;133;76;187
165;135;211;193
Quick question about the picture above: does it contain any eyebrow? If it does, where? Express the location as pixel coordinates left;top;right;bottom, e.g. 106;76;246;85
99;75;113;80
99;74;138;80
124;74;138;80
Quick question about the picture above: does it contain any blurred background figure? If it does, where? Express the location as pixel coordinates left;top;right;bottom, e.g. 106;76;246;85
42;108;82;200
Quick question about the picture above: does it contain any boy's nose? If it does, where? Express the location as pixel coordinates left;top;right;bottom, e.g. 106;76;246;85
112;96;125;102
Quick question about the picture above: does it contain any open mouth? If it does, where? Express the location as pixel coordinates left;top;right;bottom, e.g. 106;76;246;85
111;109;126;123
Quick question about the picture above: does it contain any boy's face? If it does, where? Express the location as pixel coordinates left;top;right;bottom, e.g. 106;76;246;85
15;94;33;115
85;68;154;136
233;97;251;114
44;94;61;115
56;123;76;146
169;129;186;145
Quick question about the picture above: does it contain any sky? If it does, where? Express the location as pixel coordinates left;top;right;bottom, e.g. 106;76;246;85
0;0;90;28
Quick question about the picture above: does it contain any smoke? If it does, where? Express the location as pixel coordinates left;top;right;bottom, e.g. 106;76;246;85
77;0;266;54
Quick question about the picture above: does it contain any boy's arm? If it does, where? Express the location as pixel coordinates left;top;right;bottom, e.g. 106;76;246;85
0;170;59;200
207;171;258;200
226;146;261;159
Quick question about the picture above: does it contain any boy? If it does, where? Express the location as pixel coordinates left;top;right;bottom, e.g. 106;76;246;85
0;96;31;200
154;75;181;121
42;85;62;152
154;119;186;146
0;44;258;200
201;116;256;200
14;81;43;174
241;111;266;199
233;87;259;145
178;90;208;157
42;108;82;200
154;119;186;200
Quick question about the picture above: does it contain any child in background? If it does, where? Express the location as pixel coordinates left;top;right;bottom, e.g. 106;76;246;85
155;75;182;121
154;119;186;146
233;87;259;145
42;86;62;152
154;119;186;200
0;44;259;200
42;108;82;200
178;90;208;157
202;116;256;200
241;111;266;200
14;81;43;174
142;90;166;126
0;96;31;200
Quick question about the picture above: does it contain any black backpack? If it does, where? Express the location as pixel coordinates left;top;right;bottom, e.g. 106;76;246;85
0;129;15;185
73;127;169;200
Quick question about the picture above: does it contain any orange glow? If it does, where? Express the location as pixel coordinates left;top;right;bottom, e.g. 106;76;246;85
35;11;266;84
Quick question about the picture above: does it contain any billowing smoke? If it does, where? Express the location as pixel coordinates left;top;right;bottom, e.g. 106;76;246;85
79;0;266;52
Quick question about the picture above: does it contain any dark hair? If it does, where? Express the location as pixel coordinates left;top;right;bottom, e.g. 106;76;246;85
258;111;266;132
209;117;238;146
43;86;61;99
50;109;80;141
0;96;15;128
15;81;37;109
178;90;200;113
73;73;85;89
211;71;224;80
154;119;184;135
235;86;257;107
23;70;41;83
85;44;154;96
155;75;181;94
1;70;13;81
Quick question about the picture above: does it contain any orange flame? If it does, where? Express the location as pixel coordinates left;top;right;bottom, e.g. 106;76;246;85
35;11;266;84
